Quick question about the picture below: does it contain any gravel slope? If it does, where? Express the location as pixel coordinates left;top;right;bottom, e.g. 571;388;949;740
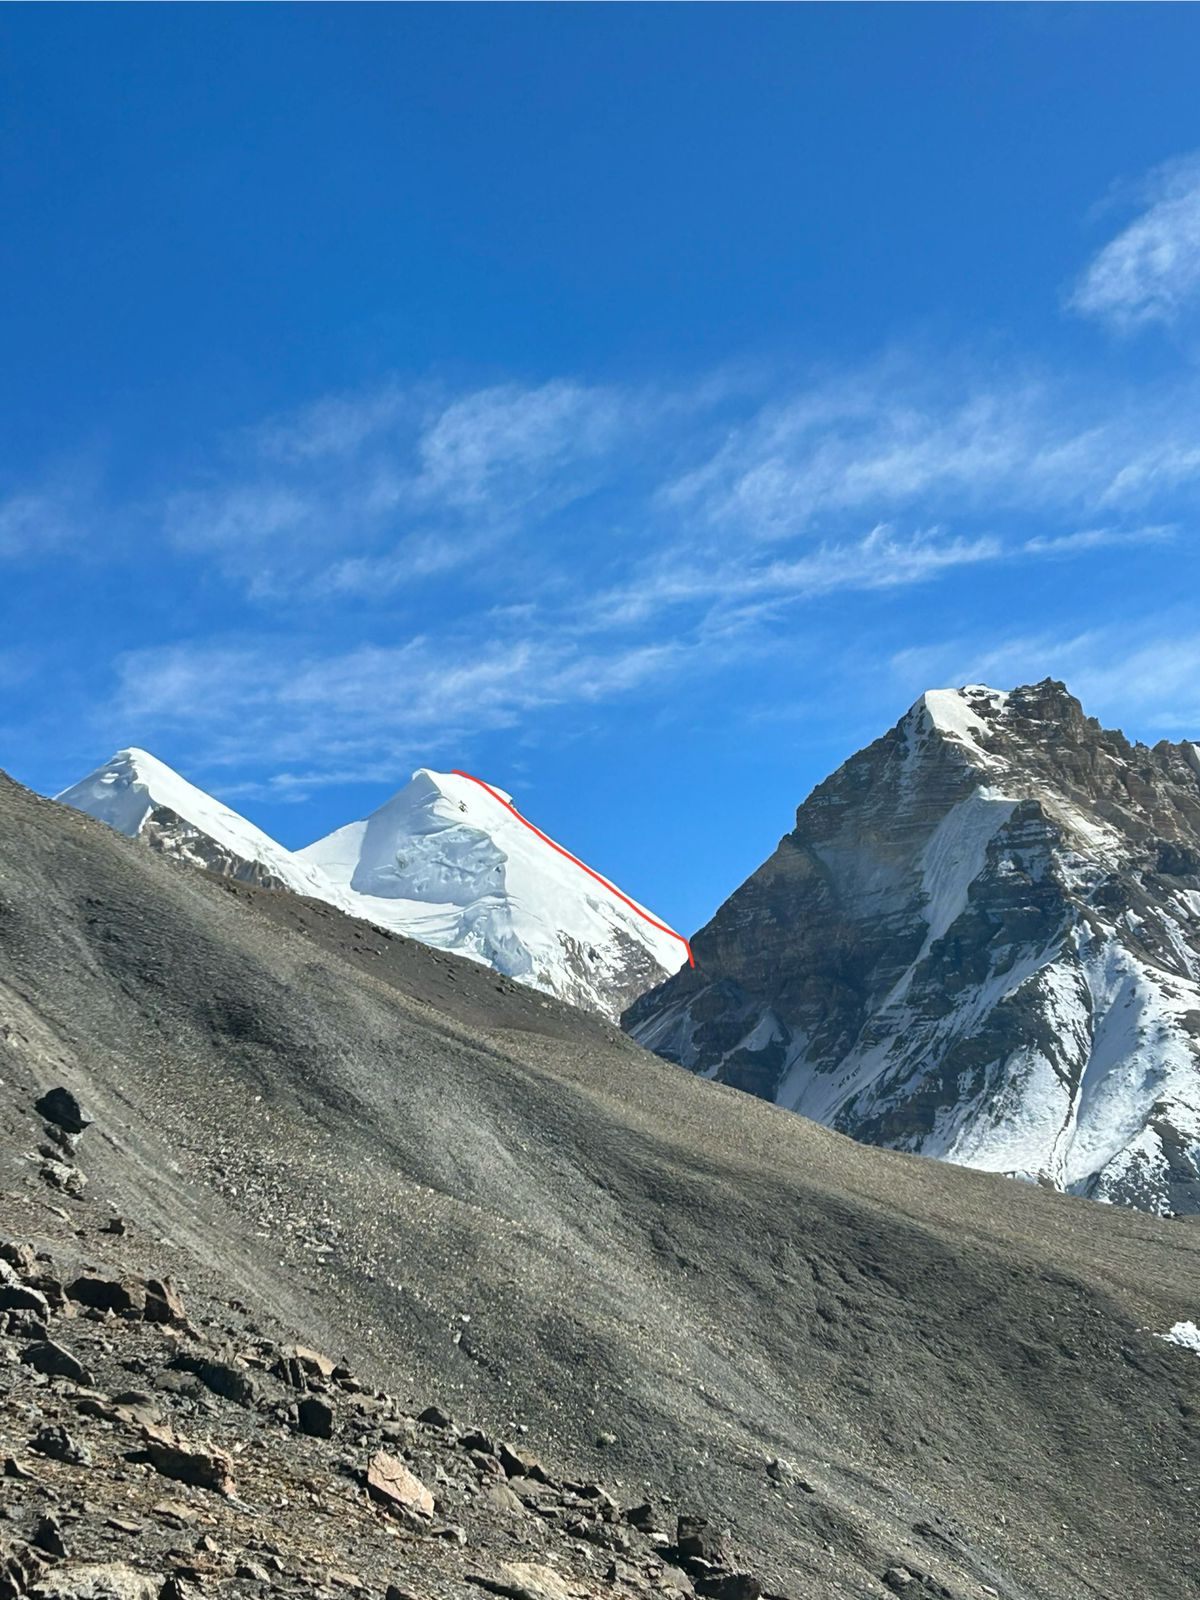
1;769;1198;1600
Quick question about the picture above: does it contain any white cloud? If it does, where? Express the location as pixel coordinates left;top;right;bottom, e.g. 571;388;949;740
166;484;313;554
1070;153;1200;331
655;363;1200;545
162;377;631;597
134;351;1200;627
415;380;623;508
321;530;487;596
1020;524;1175;557
592;524;1004;629
0;488;78;559
662;376;1052;537
251;385;409;463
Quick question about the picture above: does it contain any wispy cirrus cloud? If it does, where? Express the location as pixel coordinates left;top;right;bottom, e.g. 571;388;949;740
0;485;82;560
414;380;625;508
19;318;1200;796
63;342;1197;790
153;353;1200;617
1019;523;1175;557
658;362;1200;540
165;378;633;597
1069;152;1200;332
589;524;1005;629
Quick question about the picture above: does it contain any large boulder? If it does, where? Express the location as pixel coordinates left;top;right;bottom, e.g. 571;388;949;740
365;1451;434;1518
66;1278;146;1319
33;1089;91;1136
138;1427;236;1496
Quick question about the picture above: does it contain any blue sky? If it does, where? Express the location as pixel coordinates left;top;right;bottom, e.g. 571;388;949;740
4;5;1200;934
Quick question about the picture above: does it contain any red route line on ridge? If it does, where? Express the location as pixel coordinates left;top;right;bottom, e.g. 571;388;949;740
452;770;695;970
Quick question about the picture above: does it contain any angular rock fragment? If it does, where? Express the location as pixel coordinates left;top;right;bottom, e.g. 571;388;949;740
273;1344;334;1389
20;1341;92;1385
0;1235;36;1273
0;1287;51;1320
623;1503;658;1533
0;1541;45;1600
29;1565;161;1600
297;1397;335;1439
457;1429;496;1456
0;1243;37;1276
30;1425;91;1467
365;1451;434;1518
142;1279;185;1325
167;1353;258;1408
138;1427;236;1496
39;1162;85;1198
481;1482;526;1517
30;1520;66;1561
497;1442;550;1482
675;1516;728;1567
693;1578;761;1600
466;1564;575;1600
76;1392;161;1430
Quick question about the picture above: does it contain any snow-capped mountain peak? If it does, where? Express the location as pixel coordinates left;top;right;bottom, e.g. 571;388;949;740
57;753;683;1021
300;768;685;1017
626;679;1200;1216
56;749;348;905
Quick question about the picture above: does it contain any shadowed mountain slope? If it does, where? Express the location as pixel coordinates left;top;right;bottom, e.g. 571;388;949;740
2;767;1199;1600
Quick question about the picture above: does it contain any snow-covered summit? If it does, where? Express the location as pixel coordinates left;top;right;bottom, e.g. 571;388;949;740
56;749;349;905
57;752;684;1022
299;768;685;1018
627;679;1200;1217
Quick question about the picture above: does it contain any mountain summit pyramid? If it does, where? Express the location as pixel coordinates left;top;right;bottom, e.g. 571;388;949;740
58;754;683;1019
56;748;349;905
298;767;684;1016
625;680;1200;1215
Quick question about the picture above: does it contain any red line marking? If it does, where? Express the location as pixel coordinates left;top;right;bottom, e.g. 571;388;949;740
451;770;695;969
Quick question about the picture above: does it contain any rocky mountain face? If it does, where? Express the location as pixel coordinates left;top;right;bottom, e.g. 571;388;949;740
6;761;1200;1599
625;680;1200;1217
57;755;682;1022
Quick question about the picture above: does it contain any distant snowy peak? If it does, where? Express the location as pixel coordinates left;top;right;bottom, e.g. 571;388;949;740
56;749;347;904
626;679;1200;1217
300;768;685;1019
57;752;683;1022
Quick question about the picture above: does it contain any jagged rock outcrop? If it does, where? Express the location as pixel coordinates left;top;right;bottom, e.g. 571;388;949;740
626;680;1200;1215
